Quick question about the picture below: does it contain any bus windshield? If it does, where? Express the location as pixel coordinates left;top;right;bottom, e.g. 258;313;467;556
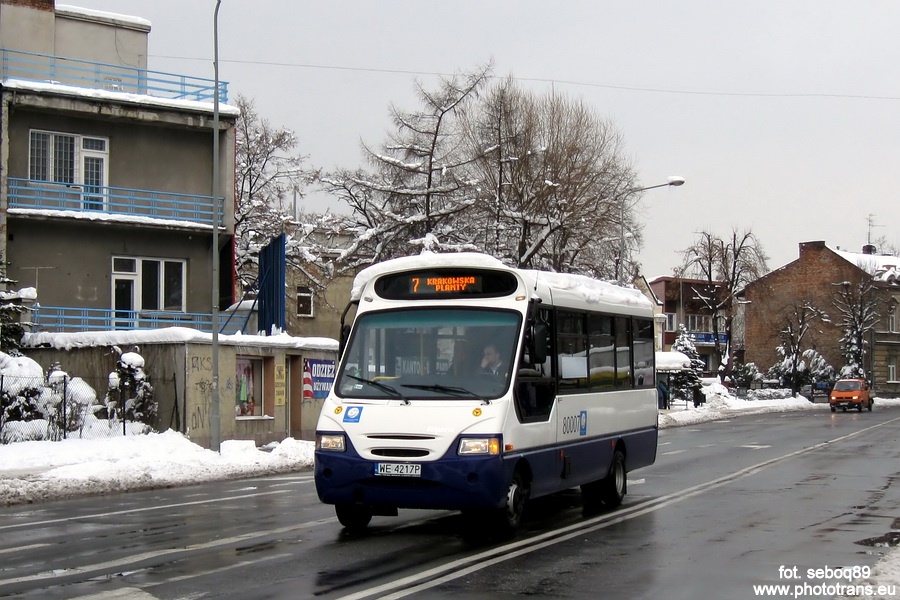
336;307;522;401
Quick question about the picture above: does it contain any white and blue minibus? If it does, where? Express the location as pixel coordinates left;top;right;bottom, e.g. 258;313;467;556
314;252;658;532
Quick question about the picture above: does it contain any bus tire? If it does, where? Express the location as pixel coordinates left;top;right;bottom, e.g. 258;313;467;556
500;469;530;533
600;449;627;508
335;504;372;530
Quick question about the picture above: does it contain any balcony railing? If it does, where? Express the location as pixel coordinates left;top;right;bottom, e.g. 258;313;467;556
1;49;228;103
31;307;245;335
687;332;729;346
8;179;222;227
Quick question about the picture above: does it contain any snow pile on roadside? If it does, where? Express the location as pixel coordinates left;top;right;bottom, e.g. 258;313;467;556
659;382;828;429
0;431;315;505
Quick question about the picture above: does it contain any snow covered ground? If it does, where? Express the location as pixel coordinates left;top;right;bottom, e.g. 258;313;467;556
2;383;899;597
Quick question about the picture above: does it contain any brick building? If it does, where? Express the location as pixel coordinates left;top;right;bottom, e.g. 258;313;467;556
740;241;900;397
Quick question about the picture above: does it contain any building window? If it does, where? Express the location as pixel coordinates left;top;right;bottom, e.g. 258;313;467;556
665;313;677;332
30;130;109;209
236;357;264;416
889;356;897;383
889;307;896;333
297;285;314;317
112;256;186;314
685;314;712;333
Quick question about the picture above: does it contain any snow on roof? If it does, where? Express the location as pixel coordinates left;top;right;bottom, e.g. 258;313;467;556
351;252;651;309
0;287;37;301
56;4;152;30
834;248;898;269
9;208;215;231
522;269;652;309
833;248;900;282
2;79;240;118
22;327;338;352
656;351;691;372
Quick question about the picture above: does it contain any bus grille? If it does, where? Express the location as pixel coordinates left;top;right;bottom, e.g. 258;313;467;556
366;434;435;441
371;448;430;458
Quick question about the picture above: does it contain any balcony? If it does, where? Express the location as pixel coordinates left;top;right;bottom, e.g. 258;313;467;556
1;49;228;103
8;179;223;227
31;307;248;335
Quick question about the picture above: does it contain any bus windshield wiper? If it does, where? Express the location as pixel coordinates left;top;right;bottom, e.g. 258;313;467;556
345;374;409;404
402;384;490;404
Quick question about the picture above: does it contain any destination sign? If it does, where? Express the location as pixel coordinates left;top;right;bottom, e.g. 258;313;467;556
411;275;482;294
375;268;517;299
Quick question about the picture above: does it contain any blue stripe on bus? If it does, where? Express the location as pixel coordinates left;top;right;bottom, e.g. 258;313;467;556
315;427;657;512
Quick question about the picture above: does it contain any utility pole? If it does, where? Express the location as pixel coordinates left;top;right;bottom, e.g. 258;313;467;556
209;0;222;452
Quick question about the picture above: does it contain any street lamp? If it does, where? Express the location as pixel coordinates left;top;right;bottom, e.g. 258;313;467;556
617;176;685;283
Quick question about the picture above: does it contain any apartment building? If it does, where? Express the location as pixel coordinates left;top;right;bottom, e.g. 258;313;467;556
648;276;727;375
0;0;237;332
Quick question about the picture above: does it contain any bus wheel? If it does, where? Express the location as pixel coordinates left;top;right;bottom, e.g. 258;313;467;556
600;449;627;508
501;470;530;533
335;504;372;531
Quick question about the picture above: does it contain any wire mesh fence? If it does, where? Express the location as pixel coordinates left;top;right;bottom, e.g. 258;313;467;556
0;374;155;444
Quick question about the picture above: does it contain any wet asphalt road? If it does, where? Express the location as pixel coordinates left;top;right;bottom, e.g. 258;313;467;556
2;406;899;600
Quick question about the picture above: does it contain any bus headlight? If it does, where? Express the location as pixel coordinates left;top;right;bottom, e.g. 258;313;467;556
458;437;501;455
317;434;346;452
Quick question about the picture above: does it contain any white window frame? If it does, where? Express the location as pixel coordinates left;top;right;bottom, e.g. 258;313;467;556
665;313;677;332
29;130;109;209
297;285;314;318
888;355;897;383
111;256;186;313
685;314;712;333
888;307;896;333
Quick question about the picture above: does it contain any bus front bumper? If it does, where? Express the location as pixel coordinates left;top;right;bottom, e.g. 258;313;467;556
315;441;510;511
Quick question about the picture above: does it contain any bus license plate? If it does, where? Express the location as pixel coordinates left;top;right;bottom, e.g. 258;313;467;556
375;462;421;477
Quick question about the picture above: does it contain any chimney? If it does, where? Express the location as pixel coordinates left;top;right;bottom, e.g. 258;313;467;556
799;241;825;257
862;244;876;255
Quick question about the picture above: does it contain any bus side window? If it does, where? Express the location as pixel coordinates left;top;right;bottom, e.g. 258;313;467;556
514;376;554;422
515;308;555;422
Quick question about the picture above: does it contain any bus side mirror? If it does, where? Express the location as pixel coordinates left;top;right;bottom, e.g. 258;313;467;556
339;324;351;357
530;323;548;364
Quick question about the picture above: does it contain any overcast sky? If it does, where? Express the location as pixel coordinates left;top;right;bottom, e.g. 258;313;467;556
71;0;900;277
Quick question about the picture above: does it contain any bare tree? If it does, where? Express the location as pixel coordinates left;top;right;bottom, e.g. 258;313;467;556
319;64;637;280
462;78;635;274
832;278;879;379
772;300;829;396
677;228;769;381
320;64;492;264
233;95;314;293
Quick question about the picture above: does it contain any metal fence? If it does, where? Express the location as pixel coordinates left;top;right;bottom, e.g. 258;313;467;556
0;374;155;444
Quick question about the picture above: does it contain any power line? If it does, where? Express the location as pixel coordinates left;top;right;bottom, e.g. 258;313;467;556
151;53;900;101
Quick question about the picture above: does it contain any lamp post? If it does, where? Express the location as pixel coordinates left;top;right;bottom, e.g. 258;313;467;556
617;176;685;283
210;0;222;452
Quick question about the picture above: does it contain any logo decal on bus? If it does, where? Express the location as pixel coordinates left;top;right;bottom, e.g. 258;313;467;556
343;406;363;423
579;410;587;436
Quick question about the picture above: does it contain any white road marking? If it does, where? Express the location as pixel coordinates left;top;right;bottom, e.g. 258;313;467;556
335;415;900;600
